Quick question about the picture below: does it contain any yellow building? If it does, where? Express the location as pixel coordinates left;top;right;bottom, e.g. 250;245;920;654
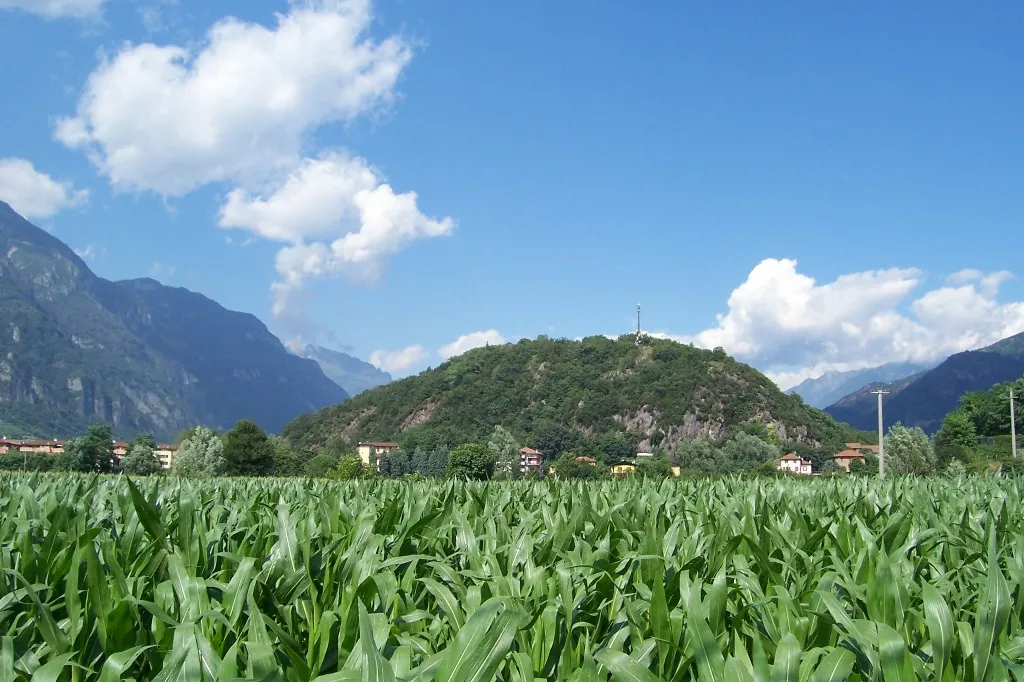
610;461;636;477
356;441;400;469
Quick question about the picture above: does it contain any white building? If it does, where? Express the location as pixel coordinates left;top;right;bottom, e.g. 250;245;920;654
778;452;812;475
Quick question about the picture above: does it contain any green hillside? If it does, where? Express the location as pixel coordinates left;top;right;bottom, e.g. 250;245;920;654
284;335;865;459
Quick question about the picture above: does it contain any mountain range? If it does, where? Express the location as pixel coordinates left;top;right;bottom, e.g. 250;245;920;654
787;361;935;408
0;201;347;441
824;334;1024;433
283;335;868;457
290;344;392;396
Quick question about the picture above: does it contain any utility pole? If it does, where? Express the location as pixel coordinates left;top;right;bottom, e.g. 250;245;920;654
1011;389;1018;460
871;389;890;477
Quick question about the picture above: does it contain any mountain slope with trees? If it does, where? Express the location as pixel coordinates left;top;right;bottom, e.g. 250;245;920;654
825;335;1024;433
0;200;346;440
284;335;867;462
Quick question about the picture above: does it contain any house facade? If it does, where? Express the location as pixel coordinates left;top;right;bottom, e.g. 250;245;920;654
610;461;636;477
777;452;812;475
357;441;400;470
520;446;543;475
833;449;865;472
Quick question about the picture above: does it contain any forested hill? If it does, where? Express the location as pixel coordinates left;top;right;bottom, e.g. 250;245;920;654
283;335;866;457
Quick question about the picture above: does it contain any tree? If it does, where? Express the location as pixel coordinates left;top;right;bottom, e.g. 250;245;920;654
172;426;224;478
587;432;637;465
884;423;935;475
335;455;371;479
488;426;521;479
552;454;601;479
850;452;879;476
221;420;275;476
268;435;309;476
58;437;93;472
531;422;581;460
675;440;725;475
60;424;116;473
934;410;978;468
120;434;162;475
636;455;672;478
445;443;494;480
304;454;339;477
427;446;448;477
719;432;778;472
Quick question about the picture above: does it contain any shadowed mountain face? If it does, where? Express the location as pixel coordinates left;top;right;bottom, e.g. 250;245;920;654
0;201;346;440
787;361;934;409
291;344;392;396
825;335;1024;433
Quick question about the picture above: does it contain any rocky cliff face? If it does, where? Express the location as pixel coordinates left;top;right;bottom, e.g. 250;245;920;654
0;201;347;440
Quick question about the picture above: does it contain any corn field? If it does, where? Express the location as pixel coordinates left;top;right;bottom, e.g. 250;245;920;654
1;474;1023;681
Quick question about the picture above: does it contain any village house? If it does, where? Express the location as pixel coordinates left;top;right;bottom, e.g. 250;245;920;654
777;452;813;475
520;446;543;475
356;441;400;470
5;439;65;454
0;438;178;469
833;449;865;472
154;444;177;469
610;460;636;477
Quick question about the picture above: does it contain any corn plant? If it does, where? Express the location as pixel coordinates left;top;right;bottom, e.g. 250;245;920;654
0;473;1023;680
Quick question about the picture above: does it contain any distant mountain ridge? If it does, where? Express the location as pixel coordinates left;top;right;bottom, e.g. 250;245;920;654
787;361;935;408
292;344;392;396
825;333;1024;433
0;201;347;440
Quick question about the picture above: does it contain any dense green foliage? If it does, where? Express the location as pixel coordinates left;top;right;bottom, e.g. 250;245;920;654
120;434;163;475
284;336;865;461
221;420;275;477
488;425;521;479
444;443;495;479
0;200;345;441
2;474;1024;680
934;377;1023;470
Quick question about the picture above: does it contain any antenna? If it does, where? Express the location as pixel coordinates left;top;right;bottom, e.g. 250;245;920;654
636;304;642;345
871;389;890;478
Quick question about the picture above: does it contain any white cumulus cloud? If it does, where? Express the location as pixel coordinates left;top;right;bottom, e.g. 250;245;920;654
222;153;454;311
665;258;1024;389
0;0;103;19
0;157;89;219
439;330;506;360
370;345;426;373
55;0;451;331
55;0;411;195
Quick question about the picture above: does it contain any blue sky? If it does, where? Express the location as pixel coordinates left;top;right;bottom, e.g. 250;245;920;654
2;0;1023;386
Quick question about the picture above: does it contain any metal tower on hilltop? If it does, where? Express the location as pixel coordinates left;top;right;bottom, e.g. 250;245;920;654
636;305;642;345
